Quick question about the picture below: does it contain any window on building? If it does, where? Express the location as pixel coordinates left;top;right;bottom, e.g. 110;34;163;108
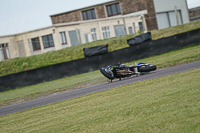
60;32;67;45
31;37;41;51
106;3;121;17
91;28;97;41
82;8;96;20
102;27;111;39
42;34;54;48
0;43;10;60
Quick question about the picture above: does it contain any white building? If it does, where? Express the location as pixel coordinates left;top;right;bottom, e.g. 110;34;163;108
0;0;190;61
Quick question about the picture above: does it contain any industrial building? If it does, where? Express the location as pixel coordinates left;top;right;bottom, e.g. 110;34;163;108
0;0;190;61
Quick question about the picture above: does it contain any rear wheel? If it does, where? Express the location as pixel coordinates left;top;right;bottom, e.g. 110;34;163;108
138;65;157;72
100;67;115;79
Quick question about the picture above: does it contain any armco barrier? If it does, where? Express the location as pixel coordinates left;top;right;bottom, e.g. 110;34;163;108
0;28;200;91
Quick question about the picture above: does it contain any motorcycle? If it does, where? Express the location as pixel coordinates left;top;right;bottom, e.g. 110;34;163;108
100;63;157;82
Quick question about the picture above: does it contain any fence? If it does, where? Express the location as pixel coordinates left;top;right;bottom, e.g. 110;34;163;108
0;28;200;91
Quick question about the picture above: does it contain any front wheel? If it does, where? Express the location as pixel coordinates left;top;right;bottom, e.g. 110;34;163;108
100;67;115;79
138;65;157;72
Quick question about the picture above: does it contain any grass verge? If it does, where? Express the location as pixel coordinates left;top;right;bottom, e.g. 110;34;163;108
0;21;200;76
0;44;200;107
0;68;200;133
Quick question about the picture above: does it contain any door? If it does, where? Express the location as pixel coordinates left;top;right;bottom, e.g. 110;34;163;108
68;30;79;46
17;41;26;57
156;13;170;29
2;48;8;60
168;11;183;27
139;22;144;32
168;12;177;27
114;25;126;37
128;27;133;35
68;30;82;46
85;34;92;43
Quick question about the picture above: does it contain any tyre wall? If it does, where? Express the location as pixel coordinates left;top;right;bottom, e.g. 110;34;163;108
0;28;200;91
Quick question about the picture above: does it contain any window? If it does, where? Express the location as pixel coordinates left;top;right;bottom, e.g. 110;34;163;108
42;34;54;48
82;8;96;20
102;27;111;39
31;37;41;51
106;3;121;17
91;28;97;41
60;32;67;45
0;43;10;60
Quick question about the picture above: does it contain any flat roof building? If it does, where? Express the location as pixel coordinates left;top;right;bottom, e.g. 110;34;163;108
0;0;190;61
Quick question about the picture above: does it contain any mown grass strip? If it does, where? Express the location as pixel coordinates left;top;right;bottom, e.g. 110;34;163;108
127;44;200;68
0;70;105;107
0;44;200;107
0;21;200;76
0;68;199;133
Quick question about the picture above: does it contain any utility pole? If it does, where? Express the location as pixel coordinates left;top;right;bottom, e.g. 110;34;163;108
174;6;179;26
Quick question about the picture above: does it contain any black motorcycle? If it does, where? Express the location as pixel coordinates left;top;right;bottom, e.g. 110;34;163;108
100;62;157;82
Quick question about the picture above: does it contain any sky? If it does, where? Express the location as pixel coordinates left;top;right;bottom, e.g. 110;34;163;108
0;0;200;36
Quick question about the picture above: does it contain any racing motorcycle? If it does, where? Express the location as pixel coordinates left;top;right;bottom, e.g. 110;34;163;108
100;63;157;82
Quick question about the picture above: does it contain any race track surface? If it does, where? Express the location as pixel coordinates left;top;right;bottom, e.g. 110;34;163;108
0;61;200;116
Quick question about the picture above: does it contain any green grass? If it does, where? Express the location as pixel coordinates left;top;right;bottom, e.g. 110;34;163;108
0;68;200;133
127;44;200;68
151;20;200;40
0;44;200;107
0;70;105;107
0;21;200;76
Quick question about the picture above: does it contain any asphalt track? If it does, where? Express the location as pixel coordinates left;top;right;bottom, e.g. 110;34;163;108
0;61;200;116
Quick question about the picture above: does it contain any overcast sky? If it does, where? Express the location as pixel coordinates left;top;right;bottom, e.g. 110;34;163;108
0;0;200;36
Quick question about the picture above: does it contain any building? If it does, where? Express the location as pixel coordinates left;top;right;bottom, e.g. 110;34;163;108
189;6;200;22
0;0;190;61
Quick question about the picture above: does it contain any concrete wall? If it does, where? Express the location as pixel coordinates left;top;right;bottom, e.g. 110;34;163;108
0;28;200;91
0;26;64;60
0;36;18;61
14;26;61;57
153;0;190;24
56;15;143;45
